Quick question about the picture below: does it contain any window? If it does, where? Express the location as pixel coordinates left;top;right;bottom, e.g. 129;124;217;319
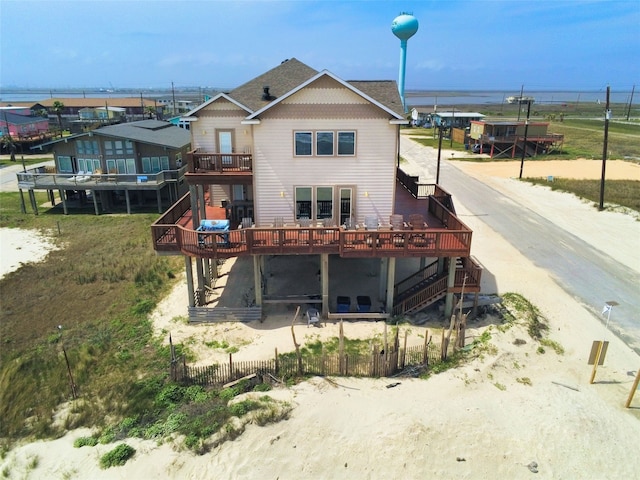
295;186;333;220
57;155;72;173
338;131;355;155
125;140;134;155
160;156;169;171
316;132;334;156
316;187;333;219
104;141;113;155
295;187;312;220
294;132;312;156
114;141;123;155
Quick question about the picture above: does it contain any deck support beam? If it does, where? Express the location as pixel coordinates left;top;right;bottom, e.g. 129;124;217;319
253;255;262;307
444;256;458;318
379;257;388;302
321;253;329;317
385;257;396;313
124;190;131;214
185;256;195;308
92;190;99;215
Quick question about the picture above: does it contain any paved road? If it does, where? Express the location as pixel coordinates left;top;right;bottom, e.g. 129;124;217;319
0;158;54;192
400;135;640;354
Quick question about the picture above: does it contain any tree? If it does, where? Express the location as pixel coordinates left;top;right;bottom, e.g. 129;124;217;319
52;101;65;136
1;135;16;162
144;105;156;119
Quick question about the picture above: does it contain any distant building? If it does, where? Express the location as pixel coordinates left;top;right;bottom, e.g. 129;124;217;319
469;120;564;158
0;107;49;138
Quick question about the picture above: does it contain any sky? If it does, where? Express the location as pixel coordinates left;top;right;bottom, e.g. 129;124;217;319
1;0;639;92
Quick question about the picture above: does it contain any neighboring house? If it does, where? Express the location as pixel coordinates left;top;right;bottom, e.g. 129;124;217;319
19;120;190;214
151;58;482;322
431;111;485;129
38;98;162;129
469;120;564;158
0;108;49;137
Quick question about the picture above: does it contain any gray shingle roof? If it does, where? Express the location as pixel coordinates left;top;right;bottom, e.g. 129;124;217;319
95;120;191;149
228;58;319;112
1;111;48;125
347;80;404;117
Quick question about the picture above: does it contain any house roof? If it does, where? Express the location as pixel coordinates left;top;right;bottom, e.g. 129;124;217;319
36;120;191;149
229;58;319;112
38;97;157;108
0;111;48;125
94;120;191;148
247;70;405;120
184;58;405;121
432;112;485;118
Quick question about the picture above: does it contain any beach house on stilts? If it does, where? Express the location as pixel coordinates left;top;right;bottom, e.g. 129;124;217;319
151;58;481;322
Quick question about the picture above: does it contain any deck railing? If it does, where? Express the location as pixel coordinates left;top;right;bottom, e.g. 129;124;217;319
190;151;252;173
16;165;187;190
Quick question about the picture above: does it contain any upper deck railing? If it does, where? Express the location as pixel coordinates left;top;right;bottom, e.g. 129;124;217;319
190;150;253;173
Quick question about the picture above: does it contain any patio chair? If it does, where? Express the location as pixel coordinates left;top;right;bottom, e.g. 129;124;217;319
241;217;253;229
409;214;427;230
390;214;404;230
299;216;311;227
365;215;378;230
306;308;321;327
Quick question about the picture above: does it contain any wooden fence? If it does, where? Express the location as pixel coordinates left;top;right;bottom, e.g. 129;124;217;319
170;326;456;387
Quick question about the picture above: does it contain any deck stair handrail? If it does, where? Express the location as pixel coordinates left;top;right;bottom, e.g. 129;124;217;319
392;256;483;316
396;167;433;199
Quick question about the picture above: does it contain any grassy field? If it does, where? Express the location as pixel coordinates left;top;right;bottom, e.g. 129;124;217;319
0;193;294;456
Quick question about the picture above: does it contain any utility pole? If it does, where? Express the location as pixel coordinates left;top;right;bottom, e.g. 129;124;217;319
171;81;177;117
599;86;611;211
518;99;532;179
517;84;524;121
436;123;444;184
626;85;635;121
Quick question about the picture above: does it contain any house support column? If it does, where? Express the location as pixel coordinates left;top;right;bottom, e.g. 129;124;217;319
253;255;262;307
185;256;195;308
321;253;329;317
92;190;99;215
156;190;162;213
29;190;38;215
189;185;199;228
199;186;207;219
48;190;56;206
419;257;427;270
58;189;67;214
124;190;131;214
385;257;396;314
444;257;458;318
195;257;205;306
379;258;388;302
437;257;446;274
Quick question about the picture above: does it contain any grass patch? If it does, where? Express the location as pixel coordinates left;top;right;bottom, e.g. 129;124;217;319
524;178;640;213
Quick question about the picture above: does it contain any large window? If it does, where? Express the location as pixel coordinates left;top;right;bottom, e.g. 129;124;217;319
294;132;312;156
294;130;356;157
295;186;334;220
142;156;170;173
77;158;101;172
77;139;98;155
316;132;334;156
338;131;355;155
57;155;73;173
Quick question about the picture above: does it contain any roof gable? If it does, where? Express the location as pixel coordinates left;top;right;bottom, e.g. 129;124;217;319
246;70;405;120
183;93;252;118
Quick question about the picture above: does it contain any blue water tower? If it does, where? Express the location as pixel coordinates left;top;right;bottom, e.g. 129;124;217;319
391;13;419;113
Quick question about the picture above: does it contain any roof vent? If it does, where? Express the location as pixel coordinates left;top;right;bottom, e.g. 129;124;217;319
262;86;275;101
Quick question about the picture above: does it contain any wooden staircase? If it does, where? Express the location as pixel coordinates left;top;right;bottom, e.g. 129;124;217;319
392;258;479;316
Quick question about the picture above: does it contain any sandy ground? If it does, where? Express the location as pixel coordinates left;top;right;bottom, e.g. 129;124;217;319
1;151;639;479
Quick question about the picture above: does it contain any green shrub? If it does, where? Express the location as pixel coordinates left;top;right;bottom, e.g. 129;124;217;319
73;436;98;448
99;444;135;469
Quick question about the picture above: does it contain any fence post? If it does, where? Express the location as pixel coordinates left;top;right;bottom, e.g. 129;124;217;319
423;329;429;365
229;353;233;380
274;348;279;375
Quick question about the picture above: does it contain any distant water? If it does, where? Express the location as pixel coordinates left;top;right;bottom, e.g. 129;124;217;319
406;90;634;107
1;89;634;105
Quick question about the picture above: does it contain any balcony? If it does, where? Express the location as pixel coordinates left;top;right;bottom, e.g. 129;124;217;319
186;150;253;185
16;166;187;190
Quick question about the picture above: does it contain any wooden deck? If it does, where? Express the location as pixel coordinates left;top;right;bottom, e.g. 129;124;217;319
151;178;473;259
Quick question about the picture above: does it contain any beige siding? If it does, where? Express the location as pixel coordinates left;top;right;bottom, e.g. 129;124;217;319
192;99;252;153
